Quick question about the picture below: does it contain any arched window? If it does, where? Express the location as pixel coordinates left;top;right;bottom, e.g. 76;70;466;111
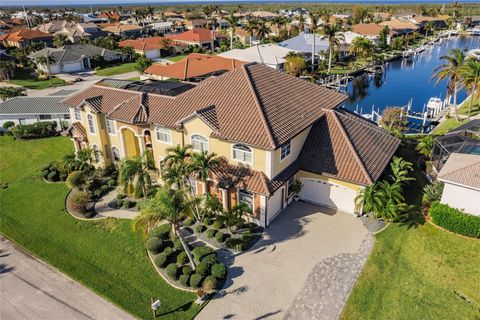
232;144;253;163
92;144;100;163
191;134;208;152
87;114;95;134
112;146;120;161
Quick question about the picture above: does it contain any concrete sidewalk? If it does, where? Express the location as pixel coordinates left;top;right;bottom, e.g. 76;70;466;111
0;236;134;320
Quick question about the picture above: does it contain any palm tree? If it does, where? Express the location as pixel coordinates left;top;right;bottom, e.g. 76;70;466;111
133;186;195;269
118;151;157;199
75;148;95;175
0;61;15;81
460;59;480;119
376;181;405;221
221;203;251;234
0;87;26;101
120;45;136;62
244;19;258;47
298;14;306;33
355;183;383;217
349;36;375;59
190;151;220;200
225;13;239;50
164;144;192;186
389;156;414;185
53;33;69;48
321;23;345;74
255;20;271;40
424;21;434;38
308;12;320;73
416;135;435;159
432;49;466;121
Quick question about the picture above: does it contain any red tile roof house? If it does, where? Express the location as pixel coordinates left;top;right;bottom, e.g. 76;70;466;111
166;28;226;50
118;37;186;59
144;53;246;81
0;28;53;48
61;63;399;227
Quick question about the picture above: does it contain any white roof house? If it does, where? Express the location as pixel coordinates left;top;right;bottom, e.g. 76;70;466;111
218;44;295;70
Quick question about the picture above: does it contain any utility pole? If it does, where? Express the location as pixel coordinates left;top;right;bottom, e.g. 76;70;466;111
44;42;52;86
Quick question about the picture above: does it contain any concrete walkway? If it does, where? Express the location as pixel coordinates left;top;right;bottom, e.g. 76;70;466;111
196;201;373;320
0;236;134;320
95;191;139;219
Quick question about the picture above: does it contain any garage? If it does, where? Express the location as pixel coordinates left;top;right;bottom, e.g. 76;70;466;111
300;178;357;214
266;187;284;225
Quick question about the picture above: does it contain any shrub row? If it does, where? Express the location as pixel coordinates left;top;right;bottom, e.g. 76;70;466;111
41;162;66;182
429;202;480;238
11;121;58;139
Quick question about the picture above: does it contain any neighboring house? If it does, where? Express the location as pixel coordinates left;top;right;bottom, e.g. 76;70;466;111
0;95;71;128
34;20;75;33
351;23;386;43
0;28;52;48
184;19;208;30
166;28;224;49
28;44;123;74
61;63;399;227
279;33;348;57
219;44;295;70
379;18;419;36
250;11;278;20
58;23;104;43
437;153;480;216
144;53;246;81
102;23;143;38
118;37;185;59
410;15;450;29
234;28;258;45
147;21;173;34
96;11;121;22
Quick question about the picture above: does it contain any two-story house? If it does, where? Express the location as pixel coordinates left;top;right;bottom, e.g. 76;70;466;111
62;63;399;227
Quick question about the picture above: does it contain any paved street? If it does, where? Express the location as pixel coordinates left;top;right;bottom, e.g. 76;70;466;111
0;236;134;320
196;202;373;320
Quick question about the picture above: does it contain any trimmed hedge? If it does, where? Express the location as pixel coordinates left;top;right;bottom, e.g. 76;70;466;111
145;237;163;253
182;265;193;276
206;228;217;239
154;253;167;268
215;231;225;243
189;274;203;288
177;251;188;265
225;238;248;251
211;263;227;280
11;121;58;139
203;275;218;292
195;261;209;276
195;224;206;233
149;224;171;240
429;202;480;238
179;274;190;287
166;263;178;280
192;246;215;262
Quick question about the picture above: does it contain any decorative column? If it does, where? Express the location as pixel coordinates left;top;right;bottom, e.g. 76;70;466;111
221;188;228;210
138;135;145;155
119;131;127;158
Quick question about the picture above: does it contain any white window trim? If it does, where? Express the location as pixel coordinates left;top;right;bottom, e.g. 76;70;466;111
155;126;173;145
231;143;253;165
111;145;121;161
280;140;292;162
190;133;209;153
74;108;82;121
238;189;255;212
87;113;96;134
106;118;116;136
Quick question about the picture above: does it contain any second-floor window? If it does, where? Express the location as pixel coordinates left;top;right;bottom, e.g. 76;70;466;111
106;119;116;135
87;114;95;134
74;109;81;121
191;134;208;152
155;127;172;144
280;140;291;160
233;144;252;164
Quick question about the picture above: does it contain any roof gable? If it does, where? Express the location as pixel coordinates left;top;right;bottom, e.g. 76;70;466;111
438;153;480;190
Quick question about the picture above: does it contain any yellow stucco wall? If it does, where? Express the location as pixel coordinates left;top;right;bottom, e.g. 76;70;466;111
272;127;311;177
149;125;183;167
296;170;363;191
123;129;140;158
81;106;109;166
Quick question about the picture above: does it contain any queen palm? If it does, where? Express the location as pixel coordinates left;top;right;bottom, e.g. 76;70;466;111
297;14;306;33
255;20;271;40
416;135;435;159
321;23;345;74
460;59;480;119
308;12;320;73
118;151;157;199
164;144;192;188
432;48;466;121
389;156;414;185
244;19;258;47
225;13;239;50
349;36;375;59
376;181;405;221
190;151;220;200
133;187;195;269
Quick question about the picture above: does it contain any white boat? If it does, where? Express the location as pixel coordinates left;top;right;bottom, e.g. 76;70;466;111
467;49;480;61
426;97;443;116
467;27;480;36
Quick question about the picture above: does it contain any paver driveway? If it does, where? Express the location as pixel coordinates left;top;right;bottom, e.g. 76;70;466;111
196;201;373;320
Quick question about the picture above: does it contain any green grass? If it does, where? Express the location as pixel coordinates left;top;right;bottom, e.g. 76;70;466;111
95;62;137;76
167;55;188;62
9;70;66;89
341;143;480;320
0;136;200;319
433;96;479;135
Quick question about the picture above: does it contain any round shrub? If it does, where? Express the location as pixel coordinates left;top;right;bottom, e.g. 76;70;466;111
179;274;190;287
66;171;86;190
116;193;126;200
203;275;218;292
3;121;15;129
202;217;213;226
123;200;135;209
177;251;188;265
163;247;173;257
172;237;183;251
225;238;248;251
100;184;110;194
166;263;178;280
71;191;89;213
47;171;59;181
42;169;50;178
93;189;102;198
206;228;217;239
211;263;227;280
107;179;117;187
192;246;215;262
182;265;193;276
154;253;167;268
242;231;254;242
146;237;163;253
83;210;96;219
149;224;171;240
183;217;195;226
212;219;224;230
59;173;67;181
41;163;52;172
201;252;217;266
115;199;124;208
215;231;225;243
189;274;203;288
196;261;209;276
195;224;206;233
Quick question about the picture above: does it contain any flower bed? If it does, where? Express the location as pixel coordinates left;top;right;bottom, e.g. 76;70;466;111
107;193;139;211
65;188;100;220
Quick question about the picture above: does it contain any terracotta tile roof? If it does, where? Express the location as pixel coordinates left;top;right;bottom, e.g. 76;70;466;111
438;153;480;190
166;28;215;43
102;23;143;33
196;105;219;131
380;19;419;31
299;109;400;185
0;28;52;42
69;122;88;140
118;37;182;51
352;23;384;36
144;53;246;80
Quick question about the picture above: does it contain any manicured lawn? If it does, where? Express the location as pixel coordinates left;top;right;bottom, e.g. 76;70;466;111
95;62;137;76
433;117;469;135
341;143;480;319
167;55;188;62
9;70;66;89
433;96;479;135
0;136;200;319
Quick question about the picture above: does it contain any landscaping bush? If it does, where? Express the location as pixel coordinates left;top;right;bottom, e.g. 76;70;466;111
179;274;190;287
123;200;135;209
225;238;248;251
116;193;126;200
166;263;178;280
202;252;217;266
429;202;480;238
203;275;218;292
146;237;163;253
192;246;215;262
172;237;183;251
3;121;15;129
202;217;213;226
206;228;217;239
211;263;227;280
182;265;193;276
212;219;224;230
41;163;52;172
149;224;171;240
47;171;59;181
71;191;89;213
242;231;254;242
189;274;203;288
83;210;96;219
10;121;58;139
100;184;110;194
177;251;188;265
115;199;124;208
195;224;206;233
196;261;209;276
42;169;50;178
183;217;195;226
66;171;86;190
163;247;173;257
154;253;167;268
93;189;102;198
59;173;67;181
215;231;226;243
107;179;117;187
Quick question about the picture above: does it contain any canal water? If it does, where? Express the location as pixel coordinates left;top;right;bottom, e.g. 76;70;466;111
343;35;480;116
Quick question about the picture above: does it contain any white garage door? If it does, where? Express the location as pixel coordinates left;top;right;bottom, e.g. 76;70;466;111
300;178;357;214
267;187;284;225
